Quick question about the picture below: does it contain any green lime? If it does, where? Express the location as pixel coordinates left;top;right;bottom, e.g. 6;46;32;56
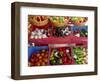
71;17;78;21
59;17;64;23
53;16;57;21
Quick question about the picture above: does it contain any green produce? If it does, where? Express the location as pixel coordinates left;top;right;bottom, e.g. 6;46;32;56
73;47;88;64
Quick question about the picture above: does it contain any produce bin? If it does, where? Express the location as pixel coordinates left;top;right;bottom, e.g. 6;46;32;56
49;44;75;65
28;46;49;66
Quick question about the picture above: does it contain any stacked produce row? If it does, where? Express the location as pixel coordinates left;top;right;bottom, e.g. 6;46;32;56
28;15;88;67
28;16;88;40
28;46;87;66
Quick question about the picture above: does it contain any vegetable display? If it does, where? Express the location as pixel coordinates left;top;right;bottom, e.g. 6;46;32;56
28;15;88;67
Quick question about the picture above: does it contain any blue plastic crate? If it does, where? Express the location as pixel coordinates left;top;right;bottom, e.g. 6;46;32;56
71;26;88;31
28;46;49;60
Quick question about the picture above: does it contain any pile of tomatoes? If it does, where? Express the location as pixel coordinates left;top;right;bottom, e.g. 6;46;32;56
29;49;49;66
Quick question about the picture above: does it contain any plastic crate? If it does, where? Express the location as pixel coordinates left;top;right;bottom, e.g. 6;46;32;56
28;46;49;60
